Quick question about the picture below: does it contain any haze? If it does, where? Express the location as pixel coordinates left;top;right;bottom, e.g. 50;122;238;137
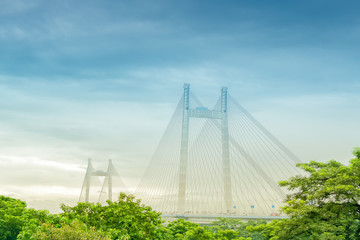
0;0;359;212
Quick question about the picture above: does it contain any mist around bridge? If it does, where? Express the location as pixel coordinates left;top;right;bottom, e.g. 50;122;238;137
2;148;360;239
0;0;359;216
134;84;302;218
1;1;360;238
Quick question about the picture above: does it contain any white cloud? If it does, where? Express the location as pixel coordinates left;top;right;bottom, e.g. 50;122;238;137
0;155;85;172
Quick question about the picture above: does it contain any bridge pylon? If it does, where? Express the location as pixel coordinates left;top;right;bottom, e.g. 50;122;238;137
79;159;119;202
178;84;232;214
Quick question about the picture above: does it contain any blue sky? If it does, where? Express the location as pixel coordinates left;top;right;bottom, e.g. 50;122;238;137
1;0;360;211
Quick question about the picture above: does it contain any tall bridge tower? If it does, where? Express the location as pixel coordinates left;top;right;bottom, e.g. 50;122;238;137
178;84;232;213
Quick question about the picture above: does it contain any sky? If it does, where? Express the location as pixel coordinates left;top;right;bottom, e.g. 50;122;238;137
0;0;359;212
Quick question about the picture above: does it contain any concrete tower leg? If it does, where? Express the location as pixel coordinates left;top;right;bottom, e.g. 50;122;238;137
177;83;190;214
108;159;113;202
85;159;92;202
221;87;232;213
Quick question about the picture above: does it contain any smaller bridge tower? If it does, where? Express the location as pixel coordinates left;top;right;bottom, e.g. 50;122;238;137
80;159;118;202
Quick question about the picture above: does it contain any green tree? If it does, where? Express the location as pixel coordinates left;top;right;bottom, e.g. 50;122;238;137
0;196;50;240
213;229;245;240
166;219;214;239
182;225;214;240
250;147;360;239
0;196;27;240
60;192;163;239
166;219;199;237
209;218;266;239
27;220;111;240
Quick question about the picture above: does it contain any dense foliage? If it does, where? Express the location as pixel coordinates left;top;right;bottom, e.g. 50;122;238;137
0;196;27;240
249;147;360;239
1;147;359;239
24;220;111;240
0;196;48;240
60;193;163;239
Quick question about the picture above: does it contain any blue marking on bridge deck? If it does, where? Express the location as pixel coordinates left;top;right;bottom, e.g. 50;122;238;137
196;107;208;111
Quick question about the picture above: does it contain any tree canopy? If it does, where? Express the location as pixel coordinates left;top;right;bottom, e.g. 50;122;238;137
249;147;360;239
1;147;360;239
0;196;27;240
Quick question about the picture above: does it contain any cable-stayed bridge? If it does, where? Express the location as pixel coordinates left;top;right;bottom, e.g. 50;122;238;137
135;84;302;219
79;159;128;203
